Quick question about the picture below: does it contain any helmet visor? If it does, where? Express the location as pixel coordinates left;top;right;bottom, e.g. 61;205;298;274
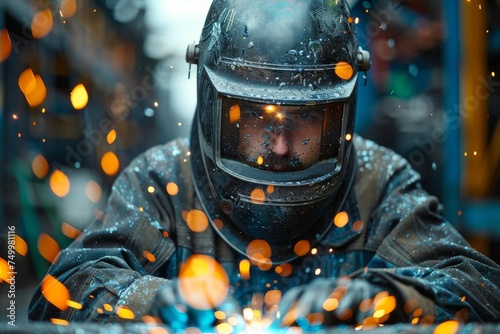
220;96;344;173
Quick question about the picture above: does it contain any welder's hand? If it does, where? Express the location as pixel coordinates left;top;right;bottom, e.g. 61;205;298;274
274;277;405;329
149;280;243;331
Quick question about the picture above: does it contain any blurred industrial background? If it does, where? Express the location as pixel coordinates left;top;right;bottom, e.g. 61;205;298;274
0;0;499;324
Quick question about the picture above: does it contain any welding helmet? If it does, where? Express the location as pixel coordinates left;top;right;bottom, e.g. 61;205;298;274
187;0;370;263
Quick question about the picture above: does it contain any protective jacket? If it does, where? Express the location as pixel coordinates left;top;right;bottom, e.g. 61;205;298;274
29;136;500;323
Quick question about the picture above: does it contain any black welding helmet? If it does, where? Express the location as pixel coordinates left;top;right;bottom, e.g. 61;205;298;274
187;0;370;264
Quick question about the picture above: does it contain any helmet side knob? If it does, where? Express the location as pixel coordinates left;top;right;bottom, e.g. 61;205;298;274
186;43;200;65
357;47;371;71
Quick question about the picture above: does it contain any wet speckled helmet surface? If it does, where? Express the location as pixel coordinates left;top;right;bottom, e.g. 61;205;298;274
189;0;363;263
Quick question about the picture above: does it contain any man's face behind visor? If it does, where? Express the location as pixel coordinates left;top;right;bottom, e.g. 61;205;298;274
220;97;344;172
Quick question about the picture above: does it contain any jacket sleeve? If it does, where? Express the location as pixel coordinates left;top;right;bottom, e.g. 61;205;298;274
355;139;500;323
28;143;188;323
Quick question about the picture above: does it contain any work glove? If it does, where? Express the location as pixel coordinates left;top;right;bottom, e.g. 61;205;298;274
149;279;244;332
273;276;411;330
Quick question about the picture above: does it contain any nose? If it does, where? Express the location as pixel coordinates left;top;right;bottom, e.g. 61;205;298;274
269;131;289;156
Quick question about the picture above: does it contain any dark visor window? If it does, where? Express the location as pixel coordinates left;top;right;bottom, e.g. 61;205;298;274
220;97;344;172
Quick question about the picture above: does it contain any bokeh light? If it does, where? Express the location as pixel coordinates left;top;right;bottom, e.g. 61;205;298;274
0;258;9;282
14;235;28;256
373;295;396;318
353;220;364;232
229;104;241;123
28;75;47;107
214;218;224;230
31;9;54;39
38;233;61;263
49;170;71;197
257;258;273;271
101;151;120;176
215;310;226;320
215;322;233;334
337;308;353;322
322;297;339;312
239;259;251;280
0;28;12;62
178;254;229;310
18;68;47;107
142;315;161;325
50;318;69;326
66;300;82;310
166;182;179;196
147;327;169;334
32;154;50;179
186;209;209;232
264;290;281;306
116;307;135;320
41;274;70;311
60;0;77;18
359;298;374;313
335;61;354;80
143;250;156;263
434;320;460;334
293;240;310;257
18;69;37;95
307;313;325;327
61;222;82;239
246;239;272;264
70;83;89;110
334;211;349;228
243;308;253;321
281;306;300;327
275;263;293;277
250;188;266;204
103;303;113;312
360;316;380;329
107;129;117;144
85;180;103;203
